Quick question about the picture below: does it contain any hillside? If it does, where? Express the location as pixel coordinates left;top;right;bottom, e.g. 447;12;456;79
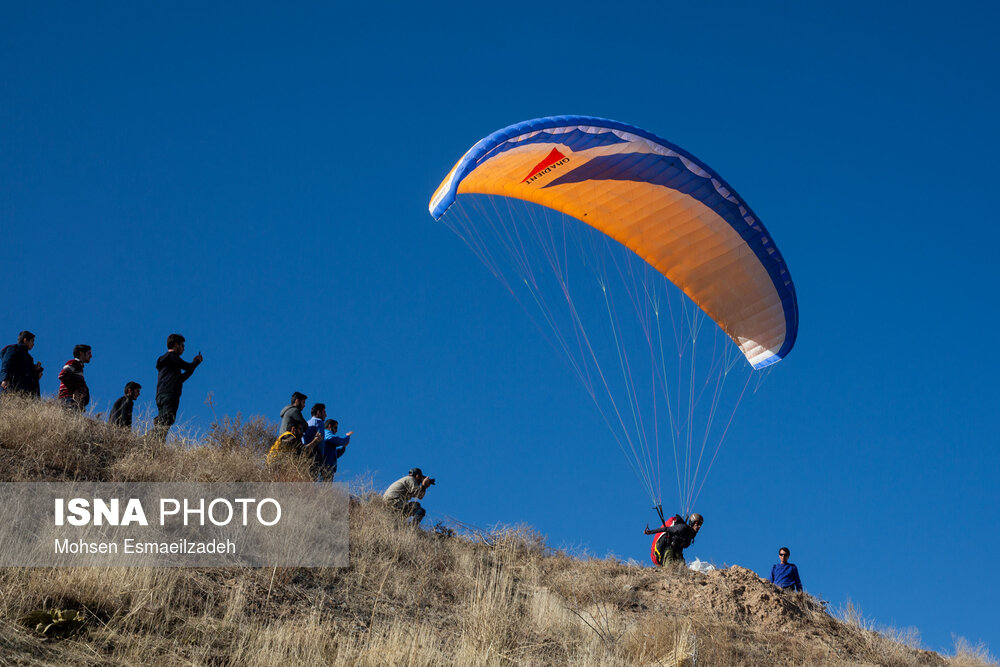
0;395;993;666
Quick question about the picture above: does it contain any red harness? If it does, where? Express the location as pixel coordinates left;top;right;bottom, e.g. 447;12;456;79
649;516;679;566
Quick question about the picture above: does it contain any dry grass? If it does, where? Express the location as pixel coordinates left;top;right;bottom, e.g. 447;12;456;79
0;394;994;666
951;637;998;667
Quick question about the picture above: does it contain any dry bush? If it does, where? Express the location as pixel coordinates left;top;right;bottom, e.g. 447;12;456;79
546;556;645;610
0;395;312;485
205;413;276;456
0;395;138;481
348;497;458;588
623;613;696;666
949;636;998;666
108;442;283;483
324;618;446;667
838;599;943;666
480;523;549;558
456;541;526;664
1;567;230;630
224;610;339;666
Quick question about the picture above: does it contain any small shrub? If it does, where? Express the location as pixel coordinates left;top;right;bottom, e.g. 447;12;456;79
19;608;86;638
206;412;277;455
432;521;456;538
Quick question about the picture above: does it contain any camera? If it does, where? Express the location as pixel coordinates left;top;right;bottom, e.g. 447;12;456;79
427;478;436;486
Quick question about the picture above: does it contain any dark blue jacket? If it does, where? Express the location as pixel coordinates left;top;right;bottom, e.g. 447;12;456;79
0;344;40;396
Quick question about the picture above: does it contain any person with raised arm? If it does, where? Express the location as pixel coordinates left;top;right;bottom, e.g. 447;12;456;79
153;333;202;439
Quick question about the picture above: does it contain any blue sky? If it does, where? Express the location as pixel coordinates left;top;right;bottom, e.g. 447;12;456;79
3;1;998;654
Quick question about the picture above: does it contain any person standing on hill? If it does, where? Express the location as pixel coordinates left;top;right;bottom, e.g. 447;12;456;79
1;330;43;397
320;418;352;481
109;381;142;429
280;392;309;434
153;334;202;439
769;547;803;591
57;344;92;410
304;402;327;465
644;513;704;566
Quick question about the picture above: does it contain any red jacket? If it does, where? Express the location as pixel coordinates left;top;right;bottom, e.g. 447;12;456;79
57;359;89;406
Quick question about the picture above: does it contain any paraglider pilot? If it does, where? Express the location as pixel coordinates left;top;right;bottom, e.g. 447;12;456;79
645;513;703;566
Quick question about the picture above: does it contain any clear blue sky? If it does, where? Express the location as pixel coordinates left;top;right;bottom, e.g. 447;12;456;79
3;1;997;654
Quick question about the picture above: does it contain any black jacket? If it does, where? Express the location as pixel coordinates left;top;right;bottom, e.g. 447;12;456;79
109;396;134;428
657;521;698;560
155;351;199;398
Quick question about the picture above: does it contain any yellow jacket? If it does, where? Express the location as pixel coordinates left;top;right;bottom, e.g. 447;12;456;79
266;431;302;465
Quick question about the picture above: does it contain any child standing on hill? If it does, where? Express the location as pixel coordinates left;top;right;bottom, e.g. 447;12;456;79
109;381;142;429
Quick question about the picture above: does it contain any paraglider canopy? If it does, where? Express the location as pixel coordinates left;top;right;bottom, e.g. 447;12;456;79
430;115;797;369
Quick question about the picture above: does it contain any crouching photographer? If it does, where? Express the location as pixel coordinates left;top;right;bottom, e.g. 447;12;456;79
383;467;435;526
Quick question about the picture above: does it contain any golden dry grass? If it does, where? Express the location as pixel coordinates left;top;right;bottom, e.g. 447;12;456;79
0;394;994;666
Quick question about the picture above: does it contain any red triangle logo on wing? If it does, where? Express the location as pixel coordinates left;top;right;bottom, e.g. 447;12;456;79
522;148;567;183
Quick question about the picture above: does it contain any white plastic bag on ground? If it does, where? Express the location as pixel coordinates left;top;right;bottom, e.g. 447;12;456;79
688;558;715;573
